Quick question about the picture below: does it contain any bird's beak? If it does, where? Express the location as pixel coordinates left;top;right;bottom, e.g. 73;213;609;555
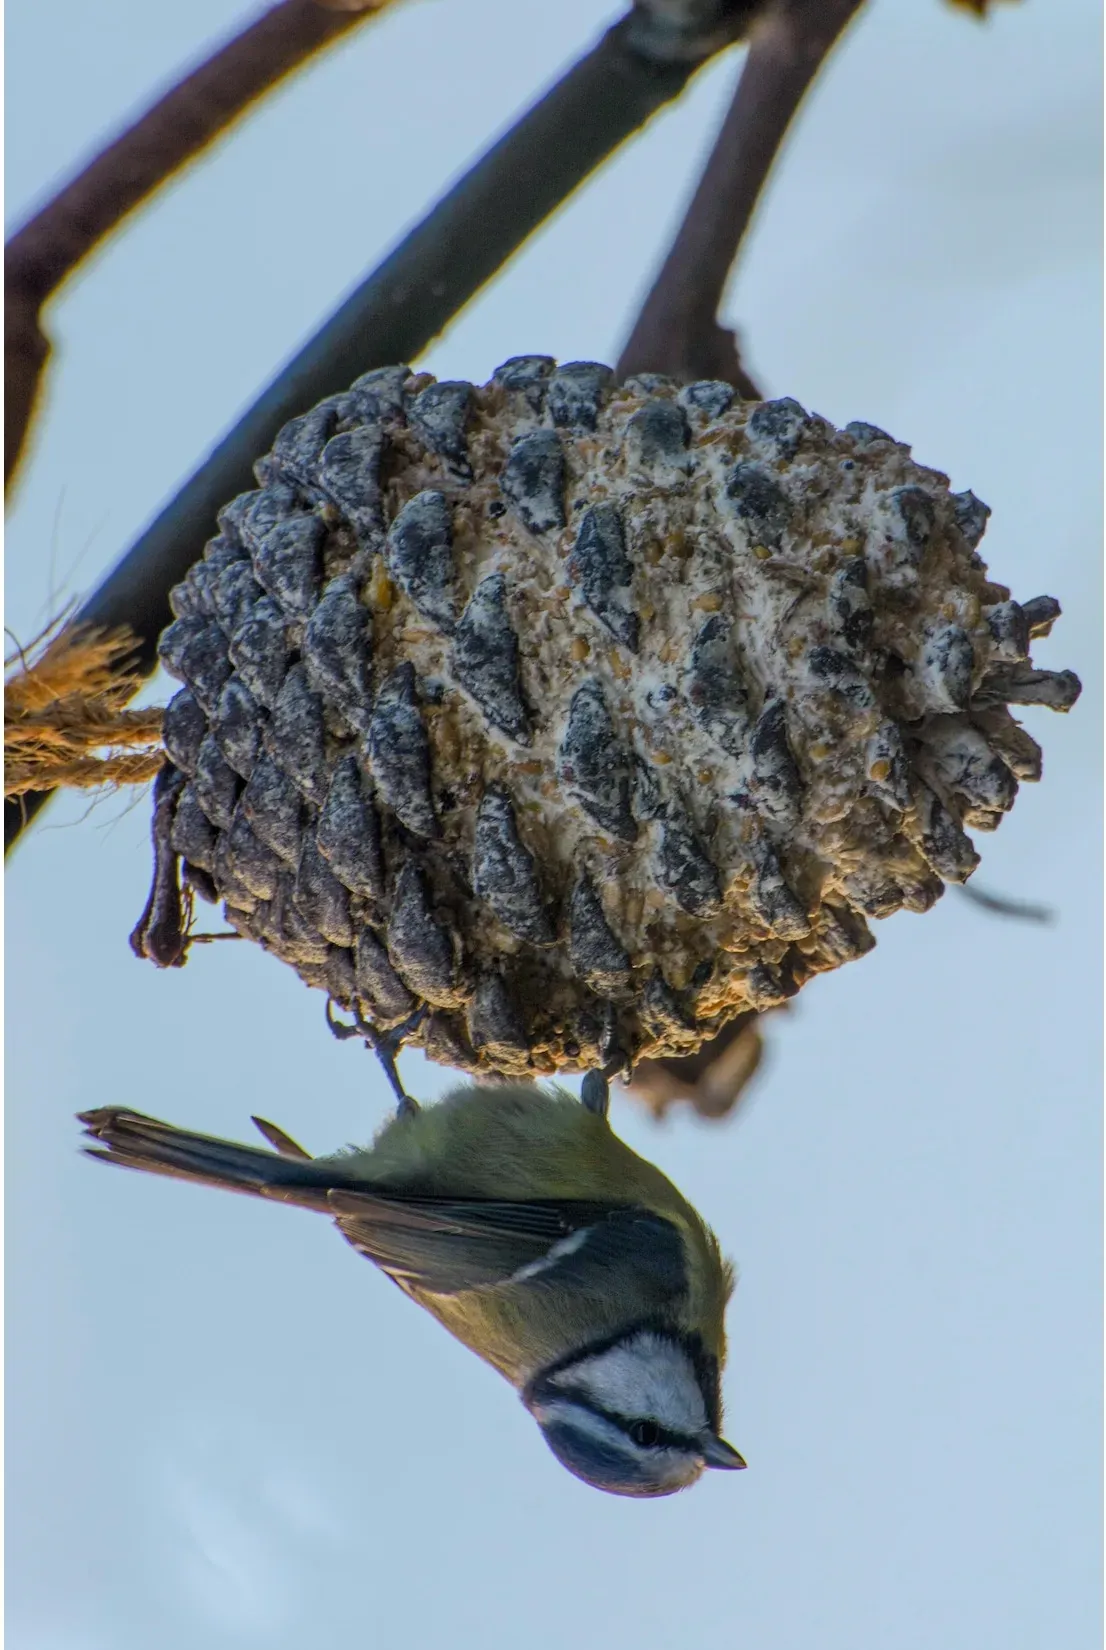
699;1432;747;1470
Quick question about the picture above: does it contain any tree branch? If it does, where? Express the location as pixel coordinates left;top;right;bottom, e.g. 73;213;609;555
5;0;386;488
8;5;766;852
617;0;865;391
61;25;713;666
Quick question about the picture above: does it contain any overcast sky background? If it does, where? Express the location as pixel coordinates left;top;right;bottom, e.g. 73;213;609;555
6;2;1102;1647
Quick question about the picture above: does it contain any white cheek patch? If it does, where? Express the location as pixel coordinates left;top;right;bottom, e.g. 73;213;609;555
551;1332;708;1435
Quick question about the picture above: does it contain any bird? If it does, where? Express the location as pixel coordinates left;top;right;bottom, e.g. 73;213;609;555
78;1064;746;1498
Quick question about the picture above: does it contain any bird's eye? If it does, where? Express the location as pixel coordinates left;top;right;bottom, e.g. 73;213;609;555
629;1421;661;1448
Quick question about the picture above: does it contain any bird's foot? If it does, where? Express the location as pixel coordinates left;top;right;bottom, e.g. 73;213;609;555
326;1000;426;1117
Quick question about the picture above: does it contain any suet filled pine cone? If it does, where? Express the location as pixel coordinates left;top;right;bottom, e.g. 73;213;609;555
138;359;1080;1078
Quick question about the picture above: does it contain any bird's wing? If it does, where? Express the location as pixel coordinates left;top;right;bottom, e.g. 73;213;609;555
325;1190;688;1299
76;1106;688;1302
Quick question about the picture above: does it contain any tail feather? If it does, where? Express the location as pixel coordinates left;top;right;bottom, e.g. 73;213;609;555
78;1107;336;1211
250;1115;313;1160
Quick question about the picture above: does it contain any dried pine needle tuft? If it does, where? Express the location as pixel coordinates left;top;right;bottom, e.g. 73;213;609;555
5;618;164;799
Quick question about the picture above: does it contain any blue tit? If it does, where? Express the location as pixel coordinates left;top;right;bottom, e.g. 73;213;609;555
78;1074;745;1498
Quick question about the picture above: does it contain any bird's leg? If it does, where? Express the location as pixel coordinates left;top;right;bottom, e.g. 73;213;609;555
580;1070;610;1120
325;999;426;1118
371;1011;426;1119
581;1016;635;1120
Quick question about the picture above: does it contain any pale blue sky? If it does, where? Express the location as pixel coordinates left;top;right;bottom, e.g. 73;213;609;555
6;3;1101;1647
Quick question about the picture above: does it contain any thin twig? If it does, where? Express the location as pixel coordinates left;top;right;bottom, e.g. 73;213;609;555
7;6;765;853
5;0;387;488
617;0;865;390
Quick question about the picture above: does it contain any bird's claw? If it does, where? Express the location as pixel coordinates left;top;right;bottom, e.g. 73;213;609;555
326;1000;426;1116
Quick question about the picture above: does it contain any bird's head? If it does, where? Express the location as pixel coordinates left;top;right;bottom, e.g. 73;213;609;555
524;1327;746;1497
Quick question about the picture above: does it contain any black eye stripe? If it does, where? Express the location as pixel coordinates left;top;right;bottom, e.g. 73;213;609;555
621;1417;695;1452
579;1403;695;1452
542;1382;697;1452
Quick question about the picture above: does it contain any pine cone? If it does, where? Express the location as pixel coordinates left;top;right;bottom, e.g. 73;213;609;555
145;358;1080;1078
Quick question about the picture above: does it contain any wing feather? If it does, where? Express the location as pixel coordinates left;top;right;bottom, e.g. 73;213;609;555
326;1191;687;1299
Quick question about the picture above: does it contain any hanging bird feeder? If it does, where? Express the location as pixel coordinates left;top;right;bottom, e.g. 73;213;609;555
136;358;1080;1078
